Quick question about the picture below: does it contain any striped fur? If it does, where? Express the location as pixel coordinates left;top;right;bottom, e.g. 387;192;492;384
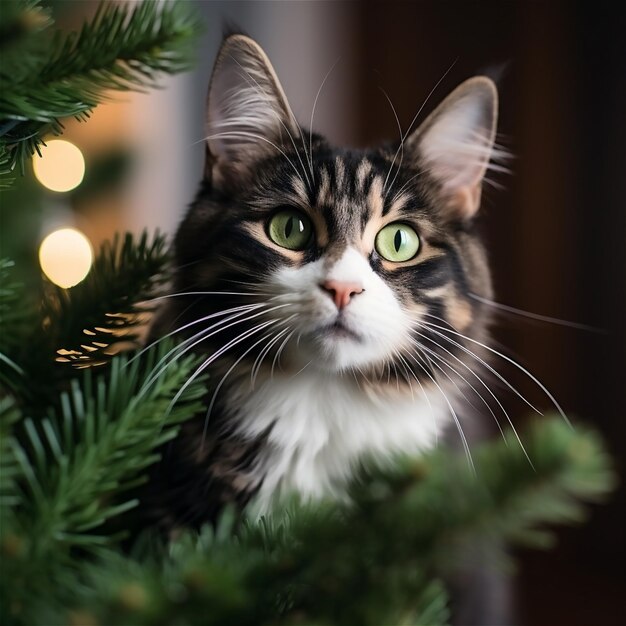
144;35;500;530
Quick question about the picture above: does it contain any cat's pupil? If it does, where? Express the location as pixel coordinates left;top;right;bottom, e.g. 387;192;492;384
394;229;404;252
285;218;293;238
285;217;304;239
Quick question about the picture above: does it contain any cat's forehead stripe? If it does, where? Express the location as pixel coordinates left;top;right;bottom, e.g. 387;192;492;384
366;174;384;221
334;156;346;190
317;167;331;206
356;158;372;191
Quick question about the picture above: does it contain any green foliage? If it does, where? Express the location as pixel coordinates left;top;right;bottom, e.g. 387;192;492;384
0;1;52;50
0;0;201;180
0;396;23;524
1;417;614;626
42;231;170;365
1;341;207;626
0;259;30;390
2;232;170;406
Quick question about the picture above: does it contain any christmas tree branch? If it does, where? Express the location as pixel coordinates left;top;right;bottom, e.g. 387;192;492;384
0;259;31;392
15;417;615;626
0;0;52;51
1;341;207;624
0;0;201;178
41;231;170;363
3;232;170;407
0;396;24;527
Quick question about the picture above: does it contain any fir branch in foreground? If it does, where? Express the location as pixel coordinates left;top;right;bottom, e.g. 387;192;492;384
24;418;616;626
0;259;31;392
3;232;169;408
0;0;52;51
0;0;201;178
1;341;206;624
0;396;23;526
44;232;169;365
42;231;170;366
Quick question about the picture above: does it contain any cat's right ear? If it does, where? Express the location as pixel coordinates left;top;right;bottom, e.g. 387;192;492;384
405;77;499;221
204;34;300;189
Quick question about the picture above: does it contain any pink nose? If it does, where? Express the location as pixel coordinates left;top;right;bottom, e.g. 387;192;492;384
320;279;364;310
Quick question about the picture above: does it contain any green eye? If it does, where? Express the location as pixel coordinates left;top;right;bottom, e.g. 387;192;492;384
375;223;420;262
268;210;313;251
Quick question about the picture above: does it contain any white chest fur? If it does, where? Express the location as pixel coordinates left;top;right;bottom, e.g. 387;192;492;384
227;369;448;512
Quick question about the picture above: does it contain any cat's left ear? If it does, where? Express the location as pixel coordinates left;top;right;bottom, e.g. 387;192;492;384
406;77;498;221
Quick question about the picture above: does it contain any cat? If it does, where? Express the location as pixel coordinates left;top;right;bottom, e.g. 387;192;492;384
145;33;501;531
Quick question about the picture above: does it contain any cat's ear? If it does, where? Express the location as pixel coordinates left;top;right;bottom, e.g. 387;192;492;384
205;34;299;188
406;77;498;221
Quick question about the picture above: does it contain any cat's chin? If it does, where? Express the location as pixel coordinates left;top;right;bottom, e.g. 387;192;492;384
289;326;390;373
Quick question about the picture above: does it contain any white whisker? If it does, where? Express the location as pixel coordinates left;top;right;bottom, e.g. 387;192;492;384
410;333;507;438
408;348;474;472
419;315;570;427
415;317;542;415
202;320;296;445
411;331;535;468
170;317;281;418
380;87;404;199
128;303;265;366
145;290;273;303
140;304;291;397
250;326;291;389
270;328;297;379
309;57;341;183
468;292;603;333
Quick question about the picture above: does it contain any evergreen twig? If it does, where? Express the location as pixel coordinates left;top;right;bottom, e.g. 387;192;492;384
0;396;23;523
12;417;612;626
0;0;52;51
0;259;30;392
42;231;170;365
0;0;201;179
1;341;207;624
3;232;171;406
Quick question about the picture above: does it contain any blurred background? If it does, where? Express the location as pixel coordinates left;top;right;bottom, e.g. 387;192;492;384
2;1;624;623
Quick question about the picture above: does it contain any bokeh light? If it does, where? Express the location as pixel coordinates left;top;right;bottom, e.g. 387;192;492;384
33;140;85;192
39;228;93;288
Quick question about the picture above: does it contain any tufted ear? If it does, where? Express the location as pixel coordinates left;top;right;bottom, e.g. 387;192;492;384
406;77;499;221
205;34;300;189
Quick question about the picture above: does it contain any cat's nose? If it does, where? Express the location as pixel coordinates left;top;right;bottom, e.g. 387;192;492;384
320;279;364;310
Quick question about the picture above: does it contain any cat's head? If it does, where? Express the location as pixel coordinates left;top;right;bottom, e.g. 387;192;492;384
172;34;498;381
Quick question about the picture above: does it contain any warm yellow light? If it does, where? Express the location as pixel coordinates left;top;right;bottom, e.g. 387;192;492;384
33;139;85;192
39;228;93;288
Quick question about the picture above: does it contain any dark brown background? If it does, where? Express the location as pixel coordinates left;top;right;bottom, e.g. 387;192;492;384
350;1;624;623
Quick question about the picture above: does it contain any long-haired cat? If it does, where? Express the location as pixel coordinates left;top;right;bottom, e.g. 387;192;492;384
146;33;502;531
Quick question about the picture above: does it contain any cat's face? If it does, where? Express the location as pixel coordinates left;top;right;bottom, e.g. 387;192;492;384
171;35;498;383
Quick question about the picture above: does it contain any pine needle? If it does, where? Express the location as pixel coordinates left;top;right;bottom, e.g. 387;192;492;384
0;0;202;179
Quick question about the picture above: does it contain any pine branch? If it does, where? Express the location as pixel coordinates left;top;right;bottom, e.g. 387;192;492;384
0;396;24;525
42;231;170;365
17;417;615;626
5;232;170;406
0;1;52;51
0;259;31;392
1;341;207;625
0;0;201;179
